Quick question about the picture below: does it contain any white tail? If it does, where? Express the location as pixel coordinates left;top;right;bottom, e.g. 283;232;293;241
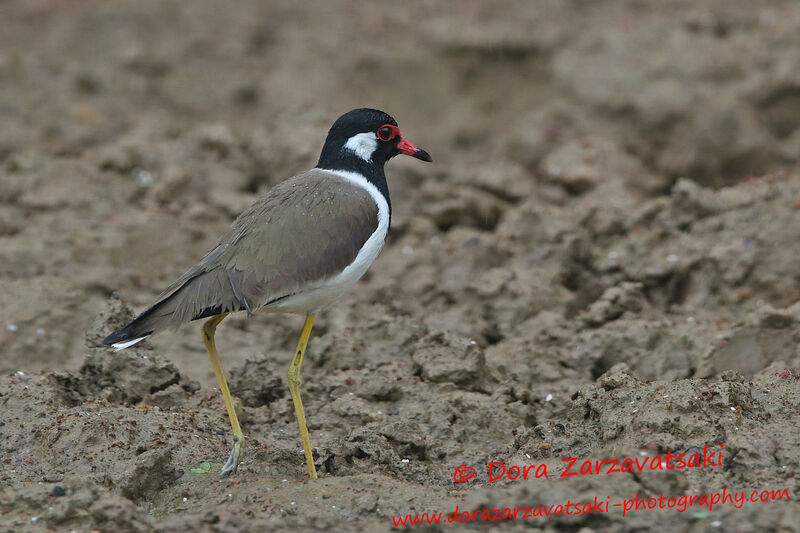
111;335;148;351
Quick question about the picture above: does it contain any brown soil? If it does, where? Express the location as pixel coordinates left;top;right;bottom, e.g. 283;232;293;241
2;1;800;531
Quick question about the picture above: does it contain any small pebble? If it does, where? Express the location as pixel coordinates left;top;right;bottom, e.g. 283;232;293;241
132;168;154;187
545;394;553;402
35;328;45;336
49;486;66;497
401;459;409;464
546;163;563;177
7;323;18;332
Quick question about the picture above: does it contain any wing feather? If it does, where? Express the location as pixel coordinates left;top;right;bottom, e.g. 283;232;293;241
105;169;380;341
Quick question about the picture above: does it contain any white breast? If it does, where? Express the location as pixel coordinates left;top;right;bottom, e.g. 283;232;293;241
263;169;389;314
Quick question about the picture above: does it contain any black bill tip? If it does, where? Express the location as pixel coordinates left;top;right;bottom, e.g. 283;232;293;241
413;148;432;162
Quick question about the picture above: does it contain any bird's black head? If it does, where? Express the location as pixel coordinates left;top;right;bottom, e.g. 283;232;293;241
316;108;432;173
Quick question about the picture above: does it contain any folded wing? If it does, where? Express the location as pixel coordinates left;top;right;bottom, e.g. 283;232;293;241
102;169;378;346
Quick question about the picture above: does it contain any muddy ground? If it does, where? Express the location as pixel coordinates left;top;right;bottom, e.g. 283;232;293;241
2;1;800;531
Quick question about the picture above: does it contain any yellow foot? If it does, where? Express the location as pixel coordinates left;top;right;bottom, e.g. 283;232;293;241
220;436;245;477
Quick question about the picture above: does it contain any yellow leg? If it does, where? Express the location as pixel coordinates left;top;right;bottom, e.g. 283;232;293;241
288;313;318;479
202;313;245;477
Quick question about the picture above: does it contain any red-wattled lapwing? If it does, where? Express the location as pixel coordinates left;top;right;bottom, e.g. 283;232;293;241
103;108;431;479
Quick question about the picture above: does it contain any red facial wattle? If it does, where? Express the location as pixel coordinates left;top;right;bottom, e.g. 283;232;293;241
375;123;432;162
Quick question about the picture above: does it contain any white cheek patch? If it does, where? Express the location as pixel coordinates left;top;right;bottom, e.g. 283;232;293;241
344;132;378;162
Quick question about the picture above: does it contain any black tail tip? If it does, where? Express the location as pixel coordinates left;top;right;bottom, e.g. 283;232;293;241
102;329;127;346
102;325;146;346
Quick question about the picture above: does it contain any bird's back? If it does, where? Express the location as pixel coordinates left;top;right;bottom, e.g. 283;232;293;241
103;169;381;346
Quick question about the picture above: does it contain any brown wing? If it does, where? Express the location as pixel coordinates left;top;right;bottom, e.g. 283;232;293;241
216;169;380;311
106;169;378;341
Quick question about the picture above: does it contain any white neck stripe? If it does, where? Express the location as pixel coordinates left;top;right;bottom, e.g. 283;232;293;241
319;167;389;267
319;168;389;222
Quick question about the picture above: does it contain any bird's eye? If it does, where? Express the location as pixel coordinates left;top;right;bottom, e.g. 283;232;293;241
376;124;398;142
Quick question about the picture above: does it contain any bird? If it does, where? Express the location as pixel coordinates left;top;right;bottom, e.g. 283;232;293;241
102;108;431;479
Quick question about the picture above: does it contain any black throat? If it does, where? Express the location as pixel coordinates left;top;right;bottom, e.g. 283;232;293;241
316;149;393;219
